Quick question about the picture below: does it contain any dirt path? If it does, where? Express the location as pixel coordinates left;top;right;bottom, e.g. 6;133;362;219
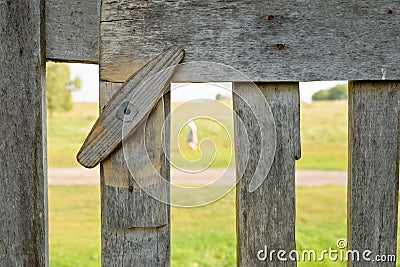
48;168;347;186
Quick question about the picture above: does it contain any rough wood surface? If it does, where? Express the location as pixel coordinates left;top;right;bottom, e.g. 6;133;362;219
100;0;400;83
234;82;300;266
0;0;48;265
100;82;171;265
78;46;183;168
347;81;400;266
45;0;99;63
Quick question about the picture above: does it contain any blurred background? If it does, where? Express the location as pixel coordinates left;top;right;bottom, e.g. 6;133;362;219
47;63;376;267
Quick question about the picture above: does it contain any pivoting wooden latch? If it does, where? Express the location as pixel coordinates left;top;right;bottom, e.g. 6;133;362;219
77;46;185;168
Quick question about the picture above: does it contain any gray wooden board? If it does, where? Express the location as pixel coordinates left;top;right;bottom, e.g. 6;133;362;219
102;226;170;266
0;0;48;266
234;82;300;266
45;0;99;63
347;81;400;266
78;46;183;168
100;82;170;265
100;0;400;83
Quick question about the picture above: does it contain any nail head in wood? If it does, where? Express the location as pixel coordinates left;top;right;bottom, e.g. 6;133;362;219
117;101;137;122
276;44;285;51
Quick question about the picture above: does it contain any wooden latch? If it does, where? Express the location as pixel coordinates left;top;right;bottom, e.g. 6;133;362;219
77;46;185;168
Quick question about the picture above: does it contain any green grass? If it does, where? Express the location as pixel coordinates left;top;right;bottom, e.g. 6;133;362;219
47;103;98;168
296;186;347;266
49;185;101;267
51;185;400;266
171;185;237;267
171;100;235;169
49;100;348;170
297;101;348;170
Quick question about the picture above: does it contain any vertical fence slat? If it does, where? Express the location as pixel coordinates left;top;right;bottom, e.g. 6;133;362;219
100;82;170;266
348;81;400;266
234;82;300;266
0;0;48;265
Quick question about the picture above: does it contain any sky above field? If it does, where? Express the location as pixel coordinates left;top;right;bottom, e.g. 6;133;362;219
69;63;346;103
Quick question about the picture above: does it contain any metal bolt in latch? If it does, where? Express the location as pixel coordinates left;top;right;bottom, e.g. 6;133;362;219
117;101;137;122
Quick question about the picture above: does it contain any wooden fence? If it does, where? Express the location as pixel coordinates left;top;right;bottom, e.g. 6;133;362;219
1;0;399;266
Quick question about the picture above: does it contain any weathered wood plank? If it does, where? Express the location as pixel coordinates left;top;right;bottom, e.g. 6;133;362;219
100;82;171;265
234;82;300;266
347;81;400;266
0;0;48;266
100;0;400;83
45;0;99;63
78;46;183;168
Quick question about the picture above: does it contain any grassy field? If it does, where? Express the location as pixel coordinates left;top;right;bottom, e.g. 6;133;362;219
298;101;348;170
47;102;98;168
47;101;393;266
171;100;235;170
49;185;100;266
49;185;400;266
48;100;348;170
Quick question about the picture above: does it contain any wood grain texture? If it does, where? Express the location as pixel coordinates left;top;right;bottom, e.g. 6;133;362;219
45;0;99;63
234;82;300;266
100;82;171;265
100;0;400;83
0;0;48;266
347;81;400;266
78;46;183;168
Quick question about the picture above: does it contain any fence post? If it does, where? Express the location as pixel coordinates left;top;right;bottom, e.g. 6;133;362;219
347;81;400;266
99;82;171;265
0;0;48;265
233;82;300;266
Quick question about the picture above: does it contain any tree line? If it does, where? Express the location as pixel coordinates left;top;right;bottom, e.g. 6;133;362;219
46;63;81;114
312;84;347;101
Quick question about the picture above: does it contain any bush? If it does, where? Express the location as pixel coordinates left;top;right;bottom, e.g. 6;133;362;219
312;84;347;101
